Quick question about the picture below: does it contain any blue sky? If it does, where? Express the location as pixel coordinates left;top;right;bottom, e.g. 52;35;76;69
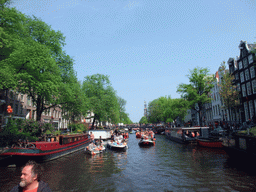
12;0;256;123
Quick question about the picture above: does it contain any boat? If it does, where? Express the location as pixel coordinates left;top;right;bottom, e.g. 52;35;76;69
107;141;128;151
138;138;155;147
165;127;210;144
0;133;90;166
196;138;223;148
136;131;142;138
85;145;105;155
222;133;256;161
88;129;112;140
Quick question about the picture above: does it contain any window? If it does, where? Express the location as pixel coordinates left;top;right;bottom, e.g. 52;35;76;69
252;79;256;94
249;100;254;119
27;96;31;106
244;102;249;121
243;58;248;68
246;82;252;95
255;100;256;114
235;73;239;80
250;66;255;79
240;72;245;83
20;106;23;115
242;84;246;97
245;69;250;81
248;54;253;64
239;61;243;69
15;104;18;115
237;83;241;91
242;49;247;58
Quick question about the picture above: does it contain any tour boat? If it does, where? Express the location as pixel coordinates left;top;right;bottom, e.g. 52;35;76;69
196;138;223;148
0;134;90;166
107;141;128;151
165;127;210;144
138;138;155;147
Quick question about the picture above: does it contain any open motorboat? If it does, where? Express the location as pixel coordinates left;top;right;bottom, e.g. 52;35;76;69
138;137;155;147
107;141;128;151
85;145;105;155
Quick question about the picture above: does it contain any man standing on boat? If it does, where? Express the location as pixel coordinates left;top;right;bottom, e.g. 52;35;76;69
90;132;95;144
10;160;52;192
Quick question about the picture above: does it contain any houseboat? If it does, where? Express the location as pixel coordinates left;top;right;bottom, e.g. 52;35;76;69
0;133;90;166
165;127;209;144
222;133;256;161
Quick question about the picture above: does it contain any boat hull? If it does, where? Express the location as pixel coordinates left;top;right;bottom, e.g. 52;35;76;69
0;134;90;166
138;140;155;147
107;142;128;151
197;139;223;148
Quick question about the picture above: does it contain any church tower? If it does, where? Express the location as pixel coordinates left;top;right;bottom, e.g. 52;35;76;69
144;101;147;117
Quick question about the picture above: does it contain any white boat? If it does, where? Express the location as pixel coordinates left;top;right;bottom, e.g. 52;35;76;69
138;138;155;147
107;141;128;150
85;145;105;155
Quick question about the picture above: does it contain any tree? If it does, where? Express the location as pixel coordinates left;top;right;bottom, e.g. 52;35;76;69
147;98;164;124
139;116;148;124
177;67;214;126
82;74;120;128
0;6;28;90
218;62;240;122
0;10;76;121
117;97;127;123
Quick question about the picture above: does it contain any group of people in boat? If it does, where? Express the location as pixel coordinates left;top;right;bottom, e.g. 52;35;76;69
183;130;200;138
137;129;155;141
87;133;105;153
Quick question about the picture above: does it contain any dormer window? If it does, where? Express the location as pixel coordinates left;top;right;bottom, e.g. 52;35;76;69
242;49;247;58
243;58;248;68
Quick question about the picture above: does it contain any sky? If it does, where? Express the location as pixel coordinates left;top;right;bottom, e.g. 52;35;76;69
11;0;256;123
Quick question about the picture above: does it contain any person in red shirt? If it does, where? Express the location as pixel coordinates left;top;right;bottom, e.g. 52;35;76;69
10;160;52;192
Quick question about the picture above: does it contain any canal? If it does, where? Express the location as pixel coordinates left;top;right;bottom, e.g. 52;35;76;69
1;134;256;191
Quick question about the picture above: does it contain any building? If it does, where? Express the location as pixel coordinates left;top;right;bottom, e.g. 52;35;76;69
0;89;65;129
228;40;256;123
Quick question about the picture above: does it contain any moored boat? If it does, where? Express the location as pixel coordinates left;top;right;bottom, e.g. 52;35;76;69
197;138;223;148
222;133;256;161
165;127;210;144
0;133;90;166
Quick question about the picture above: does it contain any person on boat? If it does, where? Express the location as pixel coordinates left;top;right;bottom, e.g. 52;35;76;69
88;141;96;151
10;160;52;192
90;132;95;143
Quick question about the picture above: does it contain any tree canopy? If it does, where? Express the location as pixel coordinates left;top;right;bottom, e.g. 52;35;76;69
147;96;189;124
218;62;240;121
82;74;120;128
177;67;214;126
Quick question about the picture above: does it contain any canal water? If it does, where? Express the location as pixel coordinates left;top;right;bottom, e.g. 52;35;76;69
1;134;256;191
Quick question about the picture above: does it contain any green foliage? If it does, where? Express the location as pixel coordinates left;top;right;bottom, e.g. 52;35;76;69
0;118;55;146
218;62;240;118
177;67;214;126
147;96;189;124
68;123;87;133
139;116;148;124
82;74;120;127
